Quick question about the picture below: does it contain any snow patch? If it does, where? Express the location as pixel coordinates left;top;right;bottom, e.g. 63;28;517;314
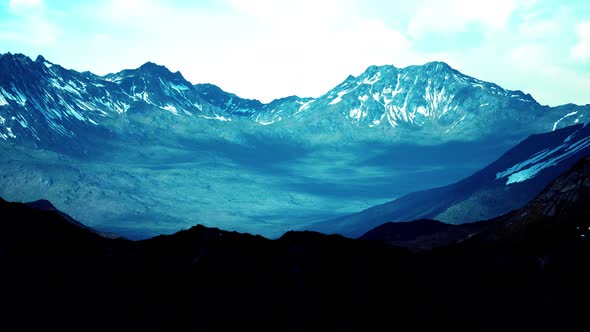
552;111;578;131
0;93;8;106
10;84;27;105
75;99;96;111
65;106;85;121
104;76;124;83
425;81;446;113
6;127;16;138
505;168;540;184
18;118;28;128
390;81;403;99
416;106;428;116
363;72;381;85
385;110;398;127
349;108;362;120
445;114;467;134
496;133;590;184
368;118;382;128
295;99;315;115
258;120;275;125
49;78;82;97
165;80;190;93
116;102;131;114
140;91;150;103
329;90;350;105
162;105;179;115
201;114;232;122
0;87;15;101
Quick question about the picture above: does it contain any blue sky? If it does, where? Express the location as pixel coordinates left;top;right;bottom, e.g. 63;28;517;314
0;0;589;105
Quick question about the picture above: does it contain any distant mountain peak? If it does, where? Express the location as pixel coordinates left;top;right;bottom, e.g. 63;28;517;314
421;60;452;69
1;52;23;60
136;61;174;76
132;61;190;84
139;61;167;71
0;52;32;67
363;64;393;73
35;55;47;63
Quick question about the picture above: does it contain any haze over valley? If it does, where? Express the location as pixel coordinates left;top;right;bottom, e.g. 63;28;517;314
1;53;588;238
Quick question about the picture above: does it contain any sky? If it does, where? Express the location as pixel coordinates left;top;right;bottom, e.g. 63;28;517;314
0;0;589;106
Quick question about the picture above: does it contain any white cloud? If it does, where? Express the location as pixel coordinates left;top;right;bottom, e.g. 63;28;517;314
399;1;590;106
408;0;520;38
215;0;418;100
2;0;589;106
2;0;60;45
9;0;43;10
571;22;590;62
517;18;560;40
27;17;60;44
510;43;548;67
226;0;353;21
78;0;417;102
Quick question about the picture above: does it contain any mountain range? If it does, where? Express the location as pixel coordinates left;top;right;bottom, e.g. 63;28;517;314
1;52;590;239
1;53;588;148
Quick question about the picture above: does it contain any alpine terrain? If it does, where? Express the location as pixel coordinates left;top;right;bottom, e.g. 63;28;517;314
1;52;589;238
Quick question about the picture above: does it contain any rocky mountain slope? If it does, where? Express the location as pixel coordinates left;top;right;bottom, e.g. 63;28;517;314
467;155;590;247
359;155;590;251
314;124;590;237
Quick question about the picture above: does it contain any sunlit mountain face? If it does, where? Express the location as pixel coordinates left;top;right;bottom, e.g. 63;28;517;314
0;52;589;238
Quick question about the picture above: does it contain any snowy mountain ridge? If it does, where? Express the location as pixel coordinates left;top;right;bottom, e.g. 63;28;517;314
0;52;588;147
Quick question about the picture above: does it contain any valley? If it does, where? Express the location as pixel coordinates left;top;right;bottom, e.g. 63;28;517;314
1;52;589;238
